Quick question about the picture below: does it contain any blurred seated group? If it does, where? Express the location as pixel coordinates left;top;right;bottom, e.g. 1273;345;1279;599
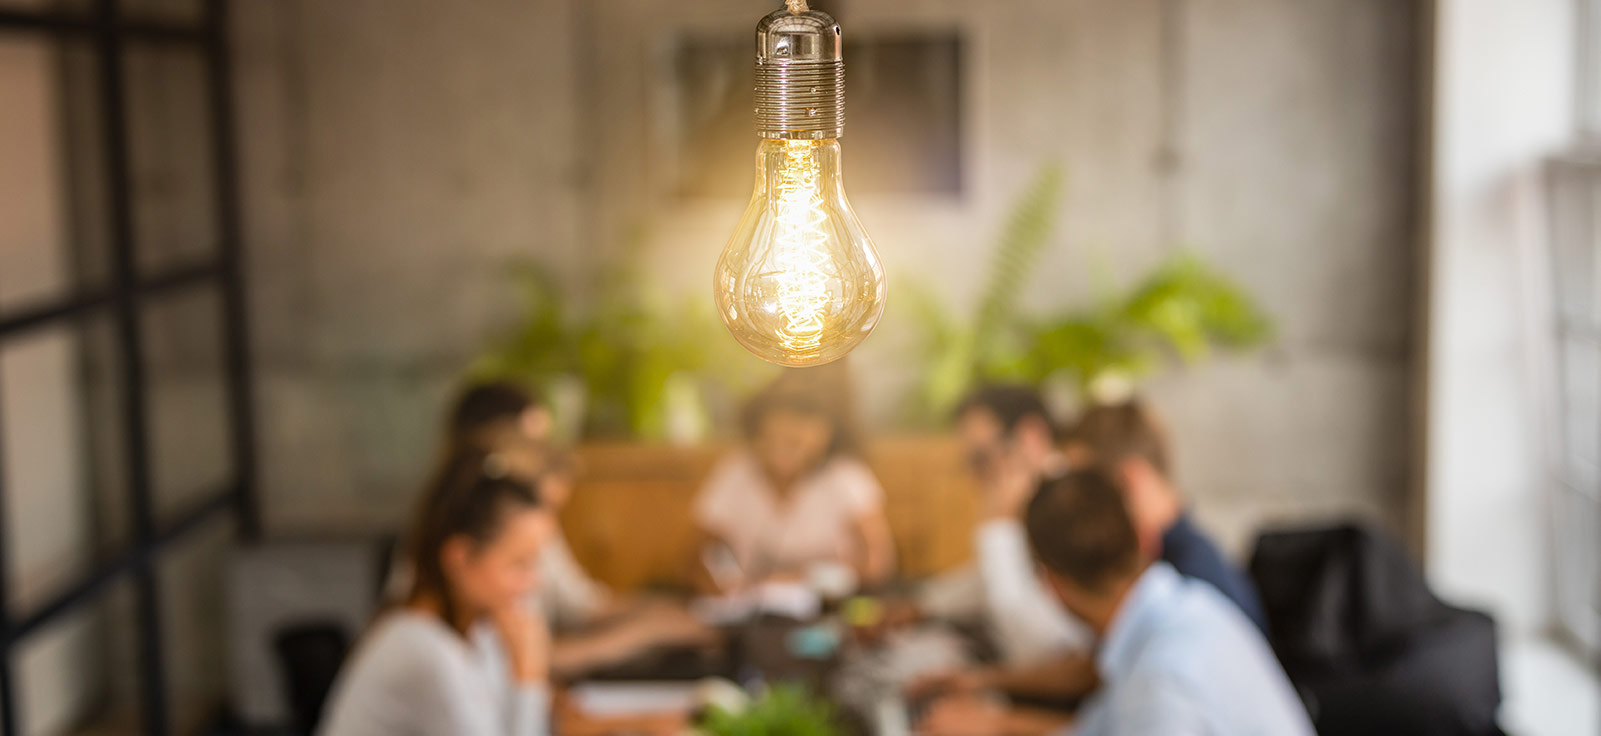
306;368;1499;736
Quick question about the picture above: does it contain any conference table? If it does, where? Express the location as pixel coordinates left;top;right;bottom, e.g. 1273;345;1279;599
556;597;936;736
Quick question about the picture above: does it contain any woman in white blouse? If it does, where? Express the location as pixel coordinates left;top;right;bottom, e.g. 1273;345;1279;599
319;445;554;736
694;371;896;590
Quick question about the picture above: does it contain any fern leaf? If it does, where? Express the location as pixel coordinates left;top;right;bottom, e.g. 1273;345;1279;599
973;164;1065;353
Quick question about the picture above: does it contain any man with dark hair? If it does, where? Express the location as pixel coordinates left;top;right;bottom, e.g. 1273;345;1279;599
1023;469;1312;735
915;391;1266;714
924;470;1313;735
1064;400;1267;632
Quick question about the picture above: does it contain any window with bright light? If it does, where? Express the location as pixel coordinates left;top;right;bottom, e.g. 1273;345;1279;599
1549;0;1601;664
1546;155;1601;662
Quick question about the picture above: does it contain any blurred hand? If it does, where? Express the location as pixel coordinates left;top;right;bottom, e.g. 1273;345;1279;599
906;667;990;700
878;596;924;629
984;652;1101;702
492;605;550;684
919;694;1010;736
983;447;1038;521
627;605;718;650
1120;461;1182;554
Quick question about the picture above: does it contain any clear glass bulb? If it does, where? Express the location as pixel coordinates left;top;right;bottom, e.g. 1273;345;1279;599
714;137;886;367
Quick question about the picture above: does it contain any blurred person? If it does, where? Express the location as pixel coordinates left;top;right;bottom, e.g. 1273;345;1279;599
448;380;555;447
949;385;1091;665
443;382;713;679
693;369;895;591
443;382;615;629
922;469;1314;735
905;385;1096;708
319;444;556;736
1062;399;1267;632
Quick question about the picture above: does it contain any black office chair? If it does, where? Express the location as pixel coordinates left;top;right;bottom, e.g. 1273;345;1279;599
272;621;352;736
1250;523;1503;736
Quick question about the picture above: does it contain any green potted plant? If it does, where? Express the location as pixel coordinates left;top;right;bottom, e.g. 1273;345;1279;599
696;684;842;736
899;164;1275;425
468;235;770;442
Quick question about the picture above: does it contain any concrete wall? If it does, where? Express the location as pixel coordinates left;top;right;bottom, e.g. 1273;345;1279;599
234;0;584;534
237;1;1423;558
576;0;1423;555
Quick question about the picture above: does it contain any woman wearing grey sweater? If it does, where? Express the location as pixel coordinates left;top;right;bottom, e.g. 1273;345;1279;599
319;445;555;736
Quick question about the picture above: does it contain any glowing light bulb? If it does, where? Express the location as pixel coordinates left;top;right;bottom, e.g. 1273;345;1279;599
714;8;885;367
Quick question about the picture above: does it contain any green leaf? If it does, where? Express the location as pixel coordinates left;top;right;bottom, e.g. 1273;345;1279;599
1118;253;1274;365
973;164;1064;354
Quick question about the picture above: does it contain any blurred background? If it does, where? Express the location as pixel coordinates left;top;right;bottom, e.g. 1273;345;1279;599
0;0;1596;734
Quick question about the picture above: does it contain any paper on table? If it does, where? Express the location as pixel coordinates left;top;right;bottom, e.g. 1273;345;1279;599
568;682;701;717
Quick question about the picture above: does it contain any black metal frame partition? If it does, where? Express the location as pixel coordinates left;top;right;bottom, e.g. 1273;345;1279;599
0;1;257;734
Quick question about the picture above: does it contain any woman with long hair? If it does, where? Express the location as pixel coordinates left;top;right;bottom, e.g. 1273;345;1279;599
319;444;554;736
425;384;713;679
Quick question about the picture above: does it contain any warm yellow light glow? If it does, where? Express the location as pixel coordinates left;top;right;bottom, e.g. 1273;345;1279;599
714;138;885;367
772;140;831;354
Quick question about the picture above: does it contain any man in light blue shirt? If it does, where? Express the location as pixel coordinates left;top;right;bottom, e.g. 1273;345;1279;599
1026;468;1314;736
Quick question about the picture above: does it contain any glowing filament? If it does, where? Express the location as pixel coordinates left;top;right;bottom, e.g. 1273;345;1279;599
771;140;831;354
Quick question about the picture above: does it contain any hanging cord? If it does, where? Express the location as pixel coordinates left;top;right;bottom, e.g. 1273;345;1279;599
785;0;809;14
